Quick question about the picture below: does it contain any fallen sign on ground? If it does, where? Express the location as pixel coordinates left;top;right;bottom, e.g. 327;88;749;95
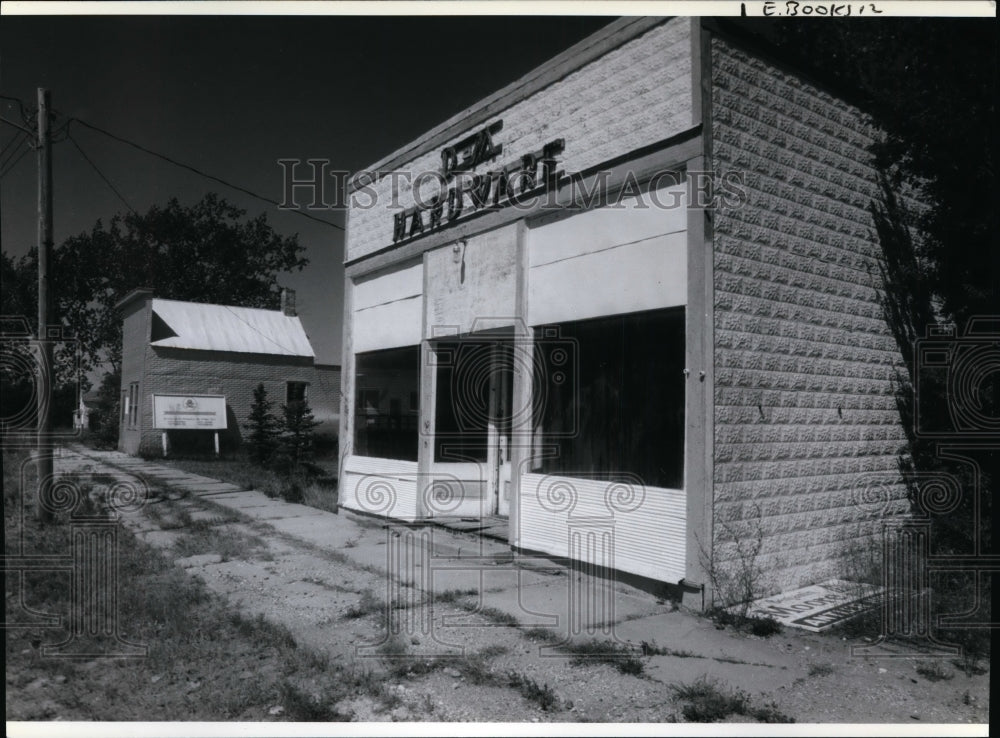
741;579;883;632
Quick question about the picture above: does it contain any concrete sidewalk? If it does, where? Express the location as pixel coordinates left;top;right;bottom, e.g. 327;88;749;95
61;444;810;689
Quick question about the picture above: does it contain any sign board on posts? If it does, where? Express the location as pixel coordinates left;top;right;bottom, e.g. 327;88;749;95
153;394;227;430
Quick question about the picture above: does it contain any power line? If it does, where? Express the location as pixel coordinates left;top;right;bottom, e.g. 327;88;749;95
69;118;345;231
0;95;346;231
0;115;36;138
0;134;30;173
67;132;136;214
0;146;31;179
1;131;27;159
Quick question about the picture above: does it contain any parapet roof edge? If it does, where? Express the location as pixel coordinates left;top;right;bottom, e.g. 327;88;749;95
347;16;668;193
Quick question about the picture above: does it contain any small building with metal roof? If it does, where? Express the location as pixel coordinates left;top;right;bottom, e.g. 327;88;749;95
116;288;340;456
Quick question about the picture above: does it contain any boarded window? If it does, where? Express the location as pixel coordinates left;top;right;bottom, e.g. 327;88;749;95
532;307;685;489
286;381;308;404
354;346;419;461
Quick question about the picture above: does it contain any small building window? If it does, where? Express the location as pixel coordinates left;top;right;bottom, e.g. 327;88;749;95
532;307;685;489
286;381;308;404
128;382;139;428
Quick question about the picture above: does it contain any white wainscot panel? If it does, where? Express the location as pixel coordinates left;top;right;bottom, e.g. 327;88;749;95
518;473;686;583
341;456;420;522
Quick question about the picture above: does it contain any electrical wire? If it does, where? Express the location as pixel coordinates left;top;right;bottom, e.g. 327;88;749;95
0;131;26;159
0;133;30;173
67;132;136;214
0;148;31;179
0;115;36;138
68;118;345;231
0;95;346;232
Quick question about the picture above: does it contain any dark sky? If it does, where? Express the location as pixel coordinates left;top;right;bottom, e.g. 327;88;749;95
0;13;615;367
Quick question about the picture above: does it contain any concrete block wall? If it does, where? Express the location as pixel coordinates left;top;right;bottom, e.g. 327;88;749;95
710;36;910;592
346;17;694;263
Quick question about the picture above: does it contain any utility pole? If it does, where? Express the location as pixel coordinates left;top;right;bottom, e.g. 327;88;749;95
36;87;53;523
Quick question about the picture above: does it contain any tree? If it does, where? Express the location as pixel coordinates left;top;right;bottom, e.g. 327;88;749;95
2;193;307;444
1;251;84;432
277;398;320;473
89;369;122;449
4;192;308;377
765;19;996;324
244;383;280;466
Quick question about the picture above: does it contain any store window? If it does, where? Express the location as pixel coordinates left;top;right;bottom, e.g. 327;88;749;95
532;307;685;489
354;346;420;461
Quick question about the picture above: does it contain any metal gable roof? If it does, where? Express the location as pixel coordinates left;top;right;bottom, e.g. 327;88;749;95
149;298;315;358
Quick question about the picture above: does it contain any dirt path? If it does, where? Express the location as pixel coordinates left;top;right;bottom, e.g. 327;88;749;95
7;446;991;726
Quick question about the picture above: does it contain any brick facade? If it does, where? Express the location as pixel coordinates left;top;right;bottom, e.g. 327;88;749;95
710;36;909;592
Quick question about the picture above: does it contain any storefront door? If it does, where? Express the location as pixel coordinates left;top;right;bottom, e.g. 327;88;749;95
433;336;513;518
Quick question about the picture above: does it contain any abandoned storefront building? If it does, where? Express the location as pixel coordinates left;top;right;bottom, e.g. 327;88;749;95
338;17;909;603
117;288;340;456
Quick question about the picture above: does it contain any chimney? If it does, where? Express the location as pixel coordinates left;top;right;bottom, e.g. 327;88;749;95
280;288;297;317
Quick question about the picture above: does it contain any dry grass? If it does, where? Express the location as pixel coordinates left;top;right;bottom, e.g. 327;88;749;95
157;456;338;513
2;448;377;721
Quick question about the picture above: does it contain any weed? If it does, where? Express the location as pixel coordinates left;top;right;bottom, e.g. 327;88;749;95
807;662;835;677
563;639;645;676
915;660;954;682
951;657;988;677
377;635;444;678
433;588;477;603
480;606;521;627
344;590;387;620
641;640;700;659
279;680;350;721
708;607;782;638
507;672;561;711
698;504;770;620
671;676;793;723
671;677;749;722
477;644;509;660
521;626;561;643
173;525;270;562
228;611;298;651
748;700;795;723
455;649;499;685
